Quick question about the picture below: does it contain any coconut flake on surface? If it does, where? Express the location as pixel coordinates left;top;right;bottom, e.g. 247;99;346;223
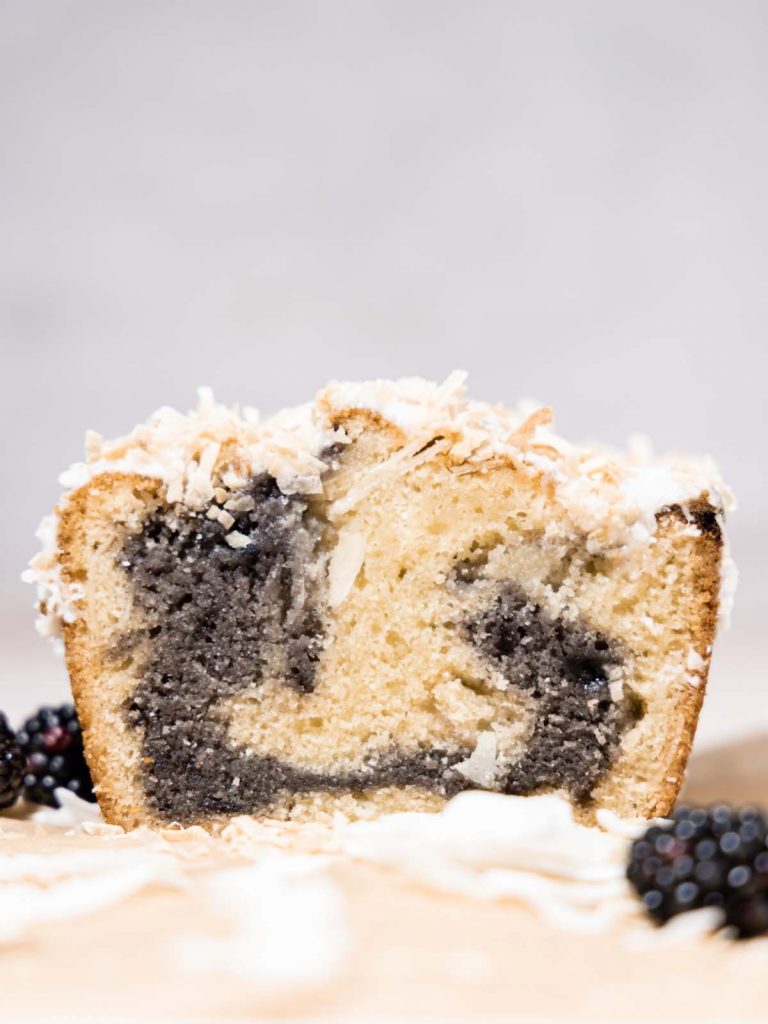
320;373;732;555
224;530;251;550
624;907;726;949
0;804;189;943
0;788;733;953
24;373;735;639
327;529;366;606
1;798;347;988
454;731;498;788
174;853;348;990
207;505;235;530
340;791;639;933
685;648;707;688
21;515;84;645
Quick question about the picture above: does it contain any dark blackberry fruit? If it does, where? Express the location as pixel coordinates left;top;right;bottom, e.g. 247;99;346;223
0;713;25;809
17;704;96;808
627;804;768;938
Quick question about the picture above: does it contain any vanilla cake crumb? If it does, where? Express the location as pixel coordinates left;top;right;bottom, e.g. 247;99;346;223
25;374;732;828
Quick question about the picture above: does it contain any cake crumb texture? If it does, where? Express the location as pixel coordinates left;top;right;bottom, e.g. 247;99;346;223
28;375;729;828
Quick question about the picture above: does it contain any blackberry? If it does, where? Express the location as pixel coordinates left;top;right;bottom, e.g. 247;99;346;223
628;804;768;938
17;704;96;808
0;713;25;809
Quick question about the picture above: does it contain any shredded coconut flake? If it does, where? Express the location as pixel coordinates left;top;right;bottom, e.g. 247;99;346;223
455;731;498;788
224;494;256;513
329;435;452;520
23;373;735;638
207;506;235;530
224;531;251;550
328;530;366;606
341;792;641;934
174;855;348;989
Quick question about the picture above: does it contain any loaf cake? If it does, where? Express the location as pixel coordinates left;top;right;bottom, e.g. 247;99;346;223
25;373;733;829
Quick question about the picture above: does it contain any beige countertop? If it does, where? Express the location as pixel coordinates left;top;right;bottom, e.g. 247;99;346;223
0;734;765;1023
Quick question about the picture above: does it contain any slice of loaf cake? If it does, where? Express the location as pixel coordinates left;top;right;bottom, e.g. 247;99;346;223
25;374;733;829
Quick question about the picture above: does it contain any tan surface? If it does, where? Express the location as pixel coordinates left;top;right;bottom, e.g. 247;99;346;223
0;736;766;1023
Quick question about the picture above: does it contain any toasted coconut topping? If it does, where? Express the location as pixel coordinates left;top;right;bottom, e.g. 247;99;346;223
24;372;735;636
328;530;367;607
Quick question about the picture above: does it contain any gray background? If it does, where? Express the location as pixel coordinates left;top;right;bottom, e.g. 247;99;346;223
1;2;766;744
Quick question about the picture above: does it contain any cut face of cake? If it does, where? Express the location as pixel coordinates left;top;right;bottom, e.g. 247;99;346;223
26;374;733;829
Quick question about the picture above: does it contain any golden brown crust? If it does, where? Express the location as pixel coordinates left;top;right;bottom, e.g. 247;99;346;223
58;473;166;829
642;498;722;816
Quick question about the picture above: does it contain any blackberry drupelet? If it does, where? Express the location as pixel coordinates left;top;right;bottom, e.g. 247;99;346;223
0;713;25;809
628;804;768;938
17;704;96;808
